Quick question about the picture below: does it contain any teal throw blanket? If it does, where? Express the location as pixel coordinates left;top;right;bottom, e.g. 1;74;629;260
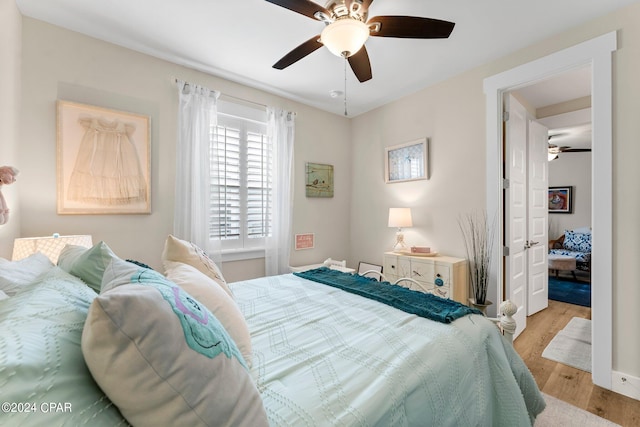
294;267;482;323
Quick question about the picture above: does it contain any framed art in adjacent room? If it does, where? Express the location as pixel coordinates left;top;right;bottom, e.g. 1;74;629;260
57;100;151;214
385;138;428;183
305;162;334;197
548;186;573;213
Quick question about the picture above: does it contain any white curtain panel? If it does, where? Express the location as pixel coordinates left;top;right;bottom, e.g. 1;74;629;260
265;108;295;276
174;80;222;263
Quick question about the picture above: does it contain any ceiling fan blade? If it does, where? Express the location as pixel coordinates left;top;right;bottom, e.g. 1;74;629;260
273;35;323;70
361;0;374;13
368;16;455;39
348;45;372;82
264;0;330;20
563;148;592;152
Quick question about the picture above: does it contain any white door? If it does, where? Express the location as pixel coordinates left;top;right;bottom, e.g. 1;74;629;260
505;94;527;338
527;119;549;315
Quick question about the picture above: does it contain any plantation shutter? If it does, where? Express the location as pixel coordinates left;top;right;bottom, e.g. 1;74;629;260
211;125;241;241
246;131;272;239
210;110;270;249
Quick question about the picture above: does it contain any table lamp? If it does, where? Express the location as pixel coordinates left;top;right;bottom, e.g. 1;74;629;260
388;208;412;252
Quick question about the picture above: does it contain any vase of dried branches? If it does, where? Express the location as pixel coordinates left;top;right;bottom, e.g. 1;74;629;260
468;298;493;315
458;211;496;311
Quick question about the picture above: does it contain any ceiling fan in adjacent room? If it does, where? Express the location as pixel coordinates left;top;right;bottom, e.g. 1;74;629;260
548;133;592;161
265;0;456;83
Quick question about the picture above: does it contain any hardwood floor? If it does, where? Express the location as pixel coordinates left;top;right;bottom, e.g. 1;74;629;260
514;300;640;426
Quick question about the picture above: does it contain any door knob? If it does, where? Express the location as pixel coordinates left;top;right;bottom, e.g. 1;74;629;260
524;240;540;249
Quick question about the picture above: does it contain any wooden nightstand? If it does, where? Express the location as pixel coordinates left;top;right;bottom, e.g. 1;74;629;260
383;252;468;304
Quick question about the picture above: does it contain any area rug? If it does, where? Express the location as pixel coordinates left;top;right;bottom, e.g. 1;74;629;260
535;393;621;426
548;276;591;307
542;317;591;372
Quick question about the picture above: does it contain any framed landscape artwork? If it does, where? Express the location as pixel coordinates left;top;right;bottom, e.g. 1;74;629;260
57;100;151;214
385;138;428;183
305;162;334;198
548;186;573;214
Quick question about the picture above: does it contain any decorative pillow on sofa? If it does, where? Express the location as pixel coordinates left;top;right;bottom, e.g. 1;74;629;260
563;230;592;253
161;234;232;297
82;258;268;427
164;260;253;367
572;226;592;234
0;267;129;426
57;241;118;292
0;252;53;296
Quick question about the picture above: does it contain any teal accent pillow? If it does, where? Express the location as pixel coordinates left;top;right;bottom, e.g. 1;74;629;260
134;267;245;364
164;260;253;368
82;257;268;427
57;241;119;292
0;267;129;426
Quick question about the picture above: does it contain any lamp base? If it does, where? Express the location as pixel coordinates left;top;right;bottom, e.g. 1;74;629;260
392;231;409;253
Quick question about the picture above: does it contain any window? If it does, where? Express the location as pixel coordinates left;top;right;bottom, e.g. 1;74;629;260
210;104;271;253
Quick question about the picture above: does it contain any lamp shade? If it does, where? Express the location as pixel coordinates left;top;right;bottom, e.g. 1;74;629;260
388;208;413;228
12;234;93;264
321;19;369;58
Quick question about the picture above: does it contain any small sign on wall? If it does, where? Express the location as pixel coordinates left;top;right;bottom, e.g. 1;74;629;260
295;233;314;250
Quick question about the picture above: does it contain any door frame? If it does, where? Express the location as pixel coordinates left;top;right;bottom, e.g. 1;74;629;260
483;31;616;389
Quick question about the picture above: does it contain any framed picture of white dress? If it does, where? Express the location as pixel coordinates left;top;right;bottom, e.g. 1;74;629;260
56;100;151;214
384;138;428;183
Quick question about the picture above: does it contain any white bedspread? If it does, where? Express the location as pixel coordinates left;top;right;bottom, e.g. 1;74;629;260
231;273;545;427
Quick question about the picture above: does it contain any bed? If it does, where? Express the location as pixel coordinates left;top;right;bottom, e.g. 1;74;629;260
0;236;546;426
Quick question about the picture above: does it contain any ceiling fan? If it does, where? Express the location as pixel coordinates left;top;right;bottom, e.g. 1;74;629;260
548;133;591;158
548;144;592;154
265;0;456;82
548;135;591;160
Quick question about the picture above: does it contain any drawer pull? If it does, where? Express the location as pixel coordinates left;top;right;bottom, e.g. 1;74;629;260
434;276;444;287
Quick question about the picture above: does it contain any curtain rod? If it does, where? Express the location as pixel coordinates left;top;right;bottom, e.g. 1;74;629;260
173;77;269;110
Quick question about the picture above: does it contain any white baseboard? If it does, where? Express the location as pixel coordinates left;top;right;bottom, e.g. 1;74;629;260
612;371;640;401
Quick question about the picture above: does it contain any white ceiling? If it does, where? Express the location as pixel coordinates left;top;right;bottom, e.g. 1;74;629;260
513;67;591;110
15;0;638;117
514;66;592;150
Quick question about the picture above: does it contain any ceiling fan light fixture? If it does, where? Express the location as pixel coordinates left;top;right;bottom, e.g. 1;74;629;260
321;19;369;58
548;152;559;161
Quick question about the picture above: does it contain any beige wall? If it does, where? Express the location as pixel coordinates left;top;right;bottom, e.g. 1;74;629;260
350;69;486;267
0;0;21;250
14;18;352;281
350;4;640;378
548;153;592;238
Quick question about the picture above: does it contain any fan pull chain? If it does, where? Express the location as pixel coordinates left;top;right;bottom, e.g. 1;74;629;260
343;56;348;116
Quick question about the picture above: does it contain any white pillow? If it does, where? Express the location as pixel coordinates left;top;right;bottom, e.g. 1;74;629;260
164;260;253;367
82;258;268;427
161;235;232;297
0;252;54;296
